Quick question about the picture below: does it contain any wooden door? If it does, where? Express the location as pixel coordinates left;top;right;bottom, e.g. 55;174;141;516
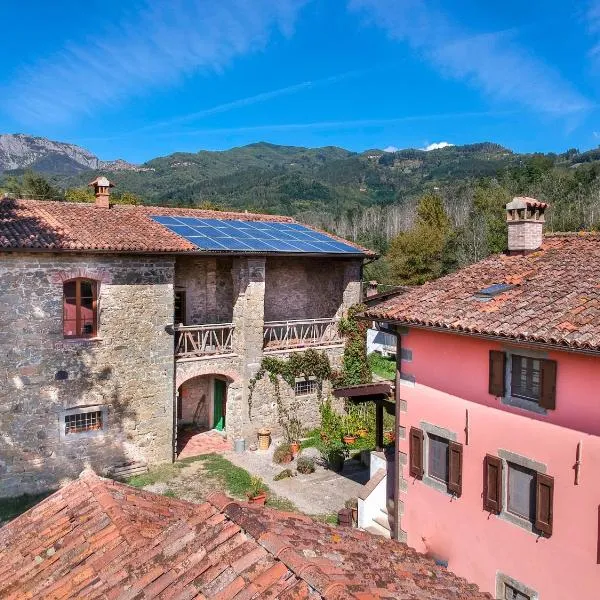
213;379;226;431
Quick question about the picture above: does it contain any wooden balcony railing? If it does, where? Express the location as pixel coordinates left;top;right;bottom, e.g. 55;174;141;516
174;323;234;359
263;318;342;351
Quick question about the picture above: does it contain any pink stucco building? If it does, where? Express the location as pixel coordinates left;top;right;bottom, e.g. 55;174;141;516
365;198;600;600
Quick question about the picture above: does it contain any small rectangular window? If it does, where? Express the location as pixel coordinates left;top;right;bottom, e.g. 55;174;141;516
511;355;541;402
294;379;318;396
428;434;449;483
504;583;531;600
507;463;536;523
65;410;103;435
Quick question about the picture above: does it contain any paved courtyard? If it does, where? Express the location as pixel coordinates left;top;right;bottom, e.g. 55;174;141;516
224;441;370;515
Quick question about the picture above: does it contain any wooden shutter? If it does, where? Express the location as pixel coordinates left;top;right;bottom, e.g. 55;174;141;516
409;427;424;479
483;454;503;514
539;359;557;410
448;441;463;497
489;351;506;397
535;473;554;536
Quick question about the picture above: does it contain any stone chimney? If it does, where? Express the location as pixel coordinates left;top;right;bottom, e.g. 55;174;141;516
505;197;548;254
88;176;114;208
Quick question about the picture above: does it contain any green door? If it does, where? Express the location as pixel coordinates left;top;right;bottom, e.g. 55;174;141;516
213;379;226;431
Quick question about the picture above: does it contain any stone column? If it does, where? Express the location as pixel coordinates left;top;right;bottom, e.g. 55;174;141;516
336;259;363;318
230;258;266;438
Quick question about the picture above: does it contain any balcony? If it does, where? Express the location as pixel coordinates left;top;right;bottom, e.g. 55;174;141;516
174;323;234;359
263;318;343;351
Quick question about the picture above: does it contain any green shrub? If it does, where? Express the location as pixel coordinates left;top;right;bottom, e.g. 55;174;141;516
296;456;315;474
274;468;294;481
273;442;293;464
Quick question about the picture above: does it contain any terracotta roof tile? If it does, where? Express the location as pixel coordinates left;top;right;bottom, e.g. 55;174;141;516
364;233;600;352
0;471;490;599
0;198;372;256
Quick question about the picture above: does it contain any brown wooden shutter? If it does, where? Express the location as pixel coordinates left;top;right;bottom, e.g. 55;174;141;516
539;359;557;410
488;351;506;397
409;427;424;479
535;473;554;536
483;454;503;514
448;441;463;497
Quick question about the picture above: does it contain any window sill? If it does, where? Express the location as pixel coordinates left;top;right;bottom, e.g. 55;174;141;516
422;474;455;497
497;510;540;536
501;395;547;415
62;336;103;344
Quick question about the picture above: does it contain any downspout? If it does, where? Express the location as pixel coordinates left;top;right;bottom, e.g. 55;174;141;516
393;329;402;542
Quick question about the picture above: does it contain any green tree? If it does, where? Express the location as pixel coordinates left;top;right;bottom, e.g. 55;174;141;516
65;187;95;203
22;171;61;200
111;191;141;205
386;194;456;285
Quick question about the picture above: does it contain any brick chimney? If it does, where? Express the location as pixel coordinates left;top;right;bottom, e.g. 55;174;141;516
505;197;548;254
88;176;114;208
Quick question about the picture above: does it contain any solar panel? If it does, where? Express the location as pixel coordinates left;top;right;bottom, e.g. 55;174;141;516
151;216;362;254
475;283;514;297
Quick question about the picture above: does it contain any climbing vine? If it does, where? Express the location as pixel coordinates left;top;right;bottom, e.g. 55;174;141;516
247;349;332;440
336;303;372;386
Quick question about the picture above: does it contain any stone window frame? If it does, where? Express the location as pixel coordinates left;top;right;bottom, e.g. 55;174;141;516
294;377;318;397
497;449;546;534
496;572;538;600
59;405;108;441
419;421;457;496
501;346;548;416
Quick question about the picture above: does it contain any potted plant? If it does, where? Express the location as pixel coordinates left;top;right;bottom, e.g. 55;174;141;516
290;440;301;457
345;497;358;525
356;427;368;438
342;416;357;445
320;438;346;472
273;442;293;464
296;456;315;474
286;416;302;457
247;476;267;505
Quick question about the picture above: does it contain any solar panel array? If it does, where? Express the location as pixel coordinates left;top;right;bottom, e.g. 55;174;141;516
151;216;362;254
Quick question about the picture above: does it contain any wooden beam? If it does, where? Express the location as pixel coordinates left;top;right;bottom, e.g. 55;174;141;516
333;382;392;398
375;401;384;452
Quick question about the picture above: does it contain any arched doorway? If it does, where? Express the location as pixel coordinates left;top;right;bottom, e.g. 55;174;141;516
176;374;232;458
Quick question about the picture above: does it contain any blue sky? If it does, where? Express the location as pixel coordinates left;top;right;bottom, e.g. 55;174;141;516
1;0;599;163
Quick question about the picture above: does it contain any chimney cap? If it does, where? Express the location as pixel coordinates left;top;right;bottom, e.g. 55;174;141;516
88;176;114;188
506;196;548;211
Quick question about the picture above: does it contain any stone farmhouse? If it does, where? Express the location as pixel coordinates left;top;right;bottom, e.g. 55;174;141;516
0;179;370;497
362;198;600;600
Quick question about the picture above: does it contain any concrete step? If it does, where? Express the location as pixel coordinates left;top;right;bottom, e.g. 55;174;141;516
374;514;392;532
365;522;392;539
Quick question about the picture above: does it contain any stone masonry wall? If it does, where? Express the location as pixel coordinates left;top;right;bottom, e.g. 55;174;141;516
265;257;358;321
175;257;233;324
0;253;175;497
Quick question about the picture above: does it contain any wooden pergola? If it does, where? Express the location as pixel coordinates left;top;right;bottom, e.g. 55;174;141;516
332;381;394;451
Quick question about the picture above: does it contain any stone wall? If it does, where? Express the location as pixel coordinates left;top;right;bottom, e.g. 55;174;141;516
179;376;210;427
0;253;175;497
264;257;361;321
175;257;233;324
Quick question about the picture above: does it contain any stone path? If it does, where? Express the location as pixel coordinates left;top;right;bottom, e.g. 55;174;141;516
224;442;370;516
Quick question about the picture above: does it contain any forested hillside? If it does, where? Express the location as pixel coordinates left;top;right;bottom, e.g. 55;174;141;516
3;139;600;285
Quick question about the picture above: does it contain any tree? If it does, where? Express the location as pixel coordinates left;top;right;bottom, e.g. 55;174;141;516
111;191;141;205
22;171;61;200
386;194;457;285
65;187;95;203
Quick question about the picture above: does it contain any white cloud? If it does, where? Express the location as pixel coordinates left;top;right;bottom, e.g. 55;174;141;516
423;141;454;151
383;145;399;152
2;0;309;125
349;0;591;118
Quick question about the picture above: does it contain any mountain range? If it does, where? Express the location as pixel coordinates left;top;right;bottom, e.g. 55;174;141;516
1;133;598;220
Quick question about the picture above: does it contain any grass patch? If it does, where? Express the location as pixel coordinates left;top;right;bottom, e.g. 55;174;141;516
266;495;298;512
300;428;321;450
368;352;396;380
0;491;54;522
196;454;253;498
125;455;204;488
313;513;339;525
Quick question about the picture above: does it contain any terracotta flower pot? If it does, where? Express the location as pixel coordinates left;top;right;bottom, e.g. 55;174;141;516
290;441;301;456
247;492;267;506
343;435;357;445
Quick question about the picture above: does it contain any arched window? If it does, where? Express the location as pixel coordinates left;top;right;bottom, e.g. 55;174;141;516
63;278;98;338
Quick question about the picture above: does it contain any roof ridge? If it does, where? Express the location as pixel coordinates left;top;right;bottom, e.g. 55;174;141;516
79;470;148;549
208;493;370;599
